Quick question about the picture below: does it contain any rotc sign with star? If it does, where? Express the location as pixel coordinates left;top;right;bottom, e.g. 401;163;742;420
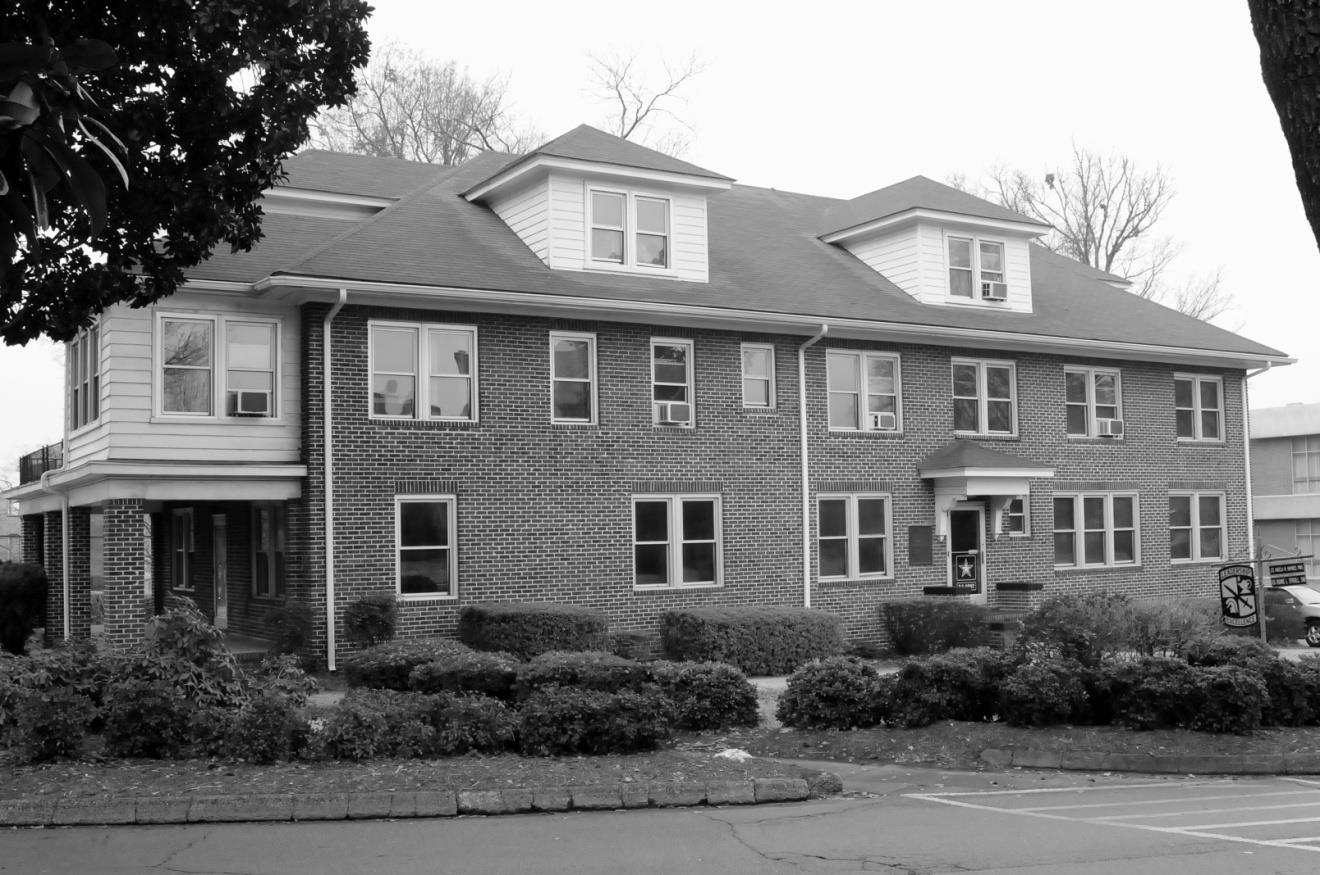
953;551;980;593
1217;564;1258;628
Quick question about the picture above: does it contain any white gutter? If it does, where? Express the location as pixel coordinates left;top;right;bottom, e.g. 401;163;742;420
799;324;829;608
323;289;348;671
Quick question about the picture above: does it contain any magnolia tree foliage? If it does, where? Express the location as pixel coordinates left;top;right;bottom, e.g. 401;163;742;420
0;1;371;345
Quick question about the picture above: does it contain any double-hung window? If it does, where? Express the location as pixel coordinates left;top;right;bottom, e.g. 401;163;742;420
589;189;670;270
947;236;1006;300
550;331;596;423
652;338;694;426
369;322;477;421
1065;367;1122;437
827;351;901;431
741;343;775;409
1174;374;1222;441
159;314;280;418
1169;492;1225;563
1296;520;1320;578
1005;497;1028;535
69;323;100;429
818;494;891;579
251;503;287;599
226;321;277;416
1053;493;1139;568
161;317;215;415
171;508;195;591
1293;437;1320;493
633;495;721;588
952;359;1016;435
396;496;456;598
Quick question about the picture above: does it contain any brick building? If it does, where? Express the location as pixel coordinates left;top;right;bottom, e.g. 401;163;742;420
3;126;1290;668
1251;402;1320;579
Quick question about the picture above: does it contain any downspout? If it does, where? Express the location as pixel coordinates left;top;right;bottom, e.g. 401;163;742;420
799;324;829;608
1243;362;1272;564
323;289;348;671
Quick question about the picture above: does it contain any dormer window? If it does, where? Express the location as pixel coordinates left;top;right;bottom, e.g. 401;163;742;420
947;236;1006;300
588;188;670;270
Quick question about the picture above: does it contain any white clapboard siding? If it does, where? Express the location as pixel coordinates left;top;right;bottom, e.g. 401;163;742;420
546;173;587;269
489;179;550;263
844;226;921;297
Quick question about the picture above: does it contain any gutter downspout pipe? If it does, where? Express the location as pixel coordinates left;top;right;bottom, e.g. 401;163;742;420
799;324;829;608
1243;362;1272;566
323;289;348;671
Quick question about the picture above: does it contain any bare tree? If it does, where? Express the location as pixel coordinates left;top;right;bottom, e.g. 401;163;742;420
588;53;702;156
965;146;1233;322
311;42;541;165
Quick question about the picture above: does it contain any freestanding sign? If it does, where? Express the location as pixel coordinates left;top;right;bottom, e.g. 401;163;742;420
1269;561;1308;587
1218;564;1259;628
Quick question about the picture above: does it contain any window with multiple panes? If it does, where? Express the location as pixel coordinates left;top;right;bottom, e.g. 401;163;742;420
817;494;891;579
159;315;280;418
1292;437;1320;493
633;496;721;587
1169;492;1225;563
827;351;901;431
588;189;670;270
161;317;214;415
947;236;1006;299
369;322;477;421
1053;493;1138;568
550;332;596;423
171;507;194;591
396;497;456;598
951;359;1016;435
1296;520;1320;578
1005;497;1028;535
225;321;277;417
740;343;775;408
69;323;100;429
652;338;694;426
1174;374;1222;441
251;503;287;599
1064;367;1122;436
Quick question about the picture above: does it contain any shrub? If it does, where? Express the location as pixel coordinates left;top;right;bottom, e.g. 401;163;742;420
518;685;673;755
881;600;987;656
659;606;843;675
344;594;397;647
1127;598;1221;657
886;649;1008;728
4;685;95;762
266;601;316;661
1182;636;1317;727
999;660;1088;727
1187;665;1267;734
248;654;319;707
408;650;520;700
314;689;435;760
652;661;759;730
0;563;48;654
610;630;655;660
0;642;106;727
224;692;309;763
342;638;471;690
516;651;653;696
775;657;883;729
1104;657;1200;730
1016;591;1134;667
424;693;518;756
458;602;609;659
1182;634;1276;667
102;677;209;758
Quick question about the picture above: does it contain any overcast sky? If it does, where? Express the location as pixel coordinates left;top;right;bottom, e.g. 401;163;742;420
2;0;1316;482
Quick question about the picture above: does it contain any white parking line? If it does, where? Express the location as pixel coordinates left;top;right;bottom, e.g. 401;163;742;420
1020;789;1320;813
1097;801;1320;821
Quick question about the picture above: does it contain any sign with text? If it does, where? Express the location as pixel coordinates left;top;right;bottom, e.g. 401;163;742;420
952;551;980;593
1269;561;1309;587
1218;564;1259;628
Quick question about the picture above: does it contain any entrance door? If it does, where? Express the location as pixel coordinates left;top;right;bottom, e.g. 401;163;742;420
212;514;228;631
948;505;986;604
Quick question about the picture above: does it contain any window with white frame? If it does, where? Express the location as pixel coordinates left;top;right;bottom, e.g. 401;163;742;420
251;503;287;599
550;331;596;423
69;323;100;429
1169;492;1225;563
828;351;901;431
1005;497;1028;535
1053;493;1138;568
161;317;214;415
633;495;721;587
171;507;195;591
952;359;1016;435
1296;520;1320;578
159;314;280;418
1065;367;1122;437
226;321;277;417
589;188;670;270
1292;437;1320;493
947;236;1006;300
396;496;456;598
1174;374;1222;441
818;494;891;579
369;322;477;421
652;338;694;426
741;343;775;409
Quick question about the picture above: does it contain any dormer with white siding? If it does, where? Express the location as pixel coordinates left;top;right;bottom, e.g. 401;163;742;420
820;176;1052;314
464;125;732;284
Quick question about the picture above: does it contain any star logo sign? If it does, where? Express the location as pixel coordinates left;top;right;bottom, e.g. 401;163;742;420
957;557;976;579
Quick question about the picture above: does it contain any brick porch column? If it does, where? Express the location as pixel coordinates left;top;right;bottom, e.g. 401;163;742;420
66;507;92;641
102;499;148;648
41;510;63;643
20;515;43;565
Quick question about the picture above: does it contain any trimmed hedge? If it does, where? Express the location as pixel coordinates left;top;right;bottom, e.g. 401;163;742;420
651;661;760;730
516;651;654;697
342;638;472;690
776;657;884;729
660;606;843;675
458;602;609;659
517;685;672;755
880;600;987;656
408;650;520;700
344;594;397;648
999;660;1088;727
886;648;1007;728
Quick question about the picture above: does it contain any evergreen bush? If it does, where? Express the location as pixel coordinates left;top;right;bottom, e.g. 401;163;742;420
659;606;843;675
458;602;609;658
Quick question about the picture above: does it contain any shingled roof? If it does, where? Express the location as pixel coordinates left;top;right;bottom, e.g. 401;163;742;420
186;139;1286;364
820;175;1050;238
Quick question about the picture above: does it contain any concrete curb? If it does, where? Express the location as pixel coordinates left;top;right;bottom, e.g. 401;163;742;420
0;777;818;828
981;748;1320;775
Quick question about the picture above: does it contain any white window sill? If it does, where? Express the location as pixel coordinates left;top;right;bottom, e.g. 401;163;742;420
551;420;597;427
953;430;1018;440
633;582;722;592
819;575;893;584
1176;439;1226;446
1171;558;1227;567
1054;564;1142;573
827;427;903;436
151;415;286;426
584;261;679;280
396;594;457;603
369;416;479;425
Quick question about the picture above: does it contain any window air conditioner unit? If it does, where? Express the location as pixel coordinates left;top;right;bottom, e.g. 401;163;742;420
236;390;272;416
656;401;692;425
1096;418;1124;438
868;411;898;431
981;281;1008;301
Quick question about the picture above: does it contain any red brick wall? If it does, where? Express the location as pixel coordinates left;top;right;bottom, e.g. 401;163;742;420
41;510;63;642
